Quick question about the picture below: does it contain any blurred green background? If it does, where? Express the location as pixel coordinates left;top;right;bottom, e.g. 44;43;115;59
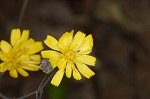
0;0;150;99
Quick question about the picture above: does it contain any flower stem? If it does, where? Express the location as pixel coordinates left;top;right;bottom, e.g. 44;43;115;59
36;68;58;99
0;93;11;99
0;68;57;99
17;0;29;27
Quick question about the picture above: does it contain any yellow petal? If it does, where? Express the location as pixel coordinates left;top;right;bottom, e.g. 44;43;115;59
42;50;62;68
10;69;18;78
49;58;60;68
51;69;64;87
58;32;73;52
41;50;61;59
44;35;60;51
65;61;73;78
74;55;96;66
25;38;35;46
30;54;41;62
57;57;67;69
17;68;29;77
1;40;12;53
72;66;81;80
70;31;85;51
21;61;40;64
11;28;21;46
18;55;30;62
77;34;93;54
22;38;35;51
20;30;29;41
27;42;43;54
0;62;7;72
12;40;21;52
0;51;3;59
76;63;95;79
21;64;41;71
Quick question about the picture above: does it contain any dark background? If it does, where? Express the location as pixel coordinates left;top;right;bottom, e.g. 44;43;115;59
0;0;150;99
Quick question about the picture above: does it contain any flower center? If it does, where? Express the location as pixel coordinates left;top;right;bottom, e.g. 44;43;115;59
2;49;23;70
64;50;75;60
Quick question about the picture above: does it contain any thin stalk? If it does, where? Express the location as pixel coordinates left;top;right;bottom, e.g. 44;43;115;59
17;0;29;27
36;68;57;99
0;93;11;99
0;68;57;99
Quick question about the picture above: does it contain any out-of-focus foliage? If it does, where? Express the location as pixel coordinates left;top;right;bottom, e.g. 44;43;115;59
45;77;68;99
0;0;150;99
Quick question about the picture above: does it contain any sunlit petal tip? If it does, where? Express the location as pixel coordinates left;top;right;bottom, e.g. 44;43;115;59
76;63;95;79
66;74;71;78
76;33;93;54
21;29;29;41
58;31;73;51
87;72;95;79
73;67;81;80
24;74;29;77
17;68;29;77
1;40;12;53
51;69;64;86
44;35;59;51
71;30;74;33
11;28;21;46
75;55;96;66
27;42;44;54
74;74;81;80
51;82;59;87
10;69;18;78
70;31;86;50
66;65;72;78
76;31;84;34
86;34;93;44
0;63;7;72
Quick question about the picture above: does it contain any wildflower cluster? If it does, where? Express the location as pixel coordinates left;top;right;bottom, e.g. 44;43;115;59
0;28;96;86
0;29;43;78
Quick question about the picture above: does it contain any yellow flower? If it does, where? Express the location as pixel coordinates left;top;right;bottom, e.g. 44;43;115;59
41;30;96;86
0;28;43;78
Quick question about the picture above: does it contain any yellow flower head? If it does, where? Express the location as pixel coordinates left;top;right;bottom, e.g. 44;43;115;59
0;28;43;78
41;30;96;86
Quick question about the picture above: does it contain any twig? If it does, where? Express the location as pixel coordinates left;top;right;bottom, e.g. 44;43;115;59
17;0;29;27
0;93;11;99
0;68;57;99
36;68;57;99
15;91;36;99
35;75;48;99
